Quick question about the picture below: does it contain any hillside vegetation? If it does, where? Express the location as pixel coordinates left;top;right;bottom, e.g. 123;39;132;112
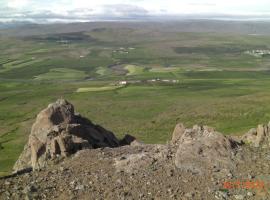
2;21;270;175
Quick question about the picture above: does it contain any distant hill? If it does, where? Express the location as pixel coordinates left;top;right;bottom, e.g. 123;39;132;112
0;21;35;30
1;20;270;37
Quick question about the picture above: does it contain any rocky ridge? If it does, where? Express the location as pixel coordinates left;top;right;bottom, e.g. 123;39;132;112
1;99;270;199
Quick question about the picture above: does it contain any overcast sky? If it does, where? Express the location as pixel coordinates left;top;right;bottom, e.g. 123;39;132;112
1;0;270;23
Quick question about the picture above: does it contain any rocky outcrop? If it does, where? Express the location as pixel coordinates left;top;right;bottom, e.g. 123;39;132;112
242;122;270;147
171;123;185;144
174;125;239;174
13;99;131;172
5;117;270;199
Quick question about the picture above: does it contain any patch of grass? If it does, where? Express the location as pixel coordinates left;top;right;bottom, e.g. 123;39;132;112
76;85;124;92
0;58;43;73
34;68;87;81
183;70;270;79
124;65;146;75
96;66;111;76
0;128;25;175
174;45;246;55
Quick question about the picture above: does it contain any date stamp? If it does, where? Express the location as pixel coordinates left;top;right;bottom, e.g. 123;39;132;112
223;180;265;190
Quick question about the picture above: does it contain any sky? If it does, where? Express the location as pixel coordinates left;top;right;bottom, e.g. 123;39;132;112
1;0;270;23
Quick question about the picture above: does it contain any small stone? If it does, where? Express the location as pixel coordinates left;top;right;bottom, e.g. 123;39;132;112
213;168;220;172
5;191;11;196
167;188;173;194
167;169;174;176
215;191;228;199
23;185;37;194
116;179;122;184
70;181;76;185
247;192;254;197
75;185;84;190
247;174;254;179
182;179;188;183
234;194;244;200
5;181;11;186
120;156;126;160
13;185;19;190
139;193;145;198
185;192;194;198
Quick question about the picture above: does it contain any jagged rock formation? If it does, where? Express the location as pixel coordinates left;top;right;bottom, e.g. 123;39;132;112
114;124;241;176
2;119;270;199
242;122;270;147
13;99;134;172
173;124;240;174
4;101;270;199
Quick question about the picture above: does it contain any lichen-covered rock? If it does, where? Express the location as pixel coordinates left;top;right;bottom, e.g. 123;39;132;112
174;125;239;174
13;99;122;172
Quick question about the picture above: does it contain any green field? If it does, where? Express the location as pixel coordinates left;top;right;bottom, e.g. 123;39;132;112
76;85;124;92
2;23;270;176
124;65;146;75
34;68;87;81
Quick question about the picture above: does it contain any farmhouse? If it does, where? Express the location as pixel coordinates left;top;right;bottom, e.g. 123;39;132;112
119;81;127;85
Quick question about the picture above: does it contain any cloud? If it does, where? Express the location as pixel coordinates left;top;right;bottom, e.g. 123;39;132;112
7;0;30;9
0;4;149;23
1;0;270;23
100;4;148;17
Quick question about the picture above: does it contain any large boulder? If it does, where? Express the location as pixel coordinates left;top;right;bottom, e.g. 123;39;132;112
242;123;270;147
13;99;124;172
174;125;239;174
